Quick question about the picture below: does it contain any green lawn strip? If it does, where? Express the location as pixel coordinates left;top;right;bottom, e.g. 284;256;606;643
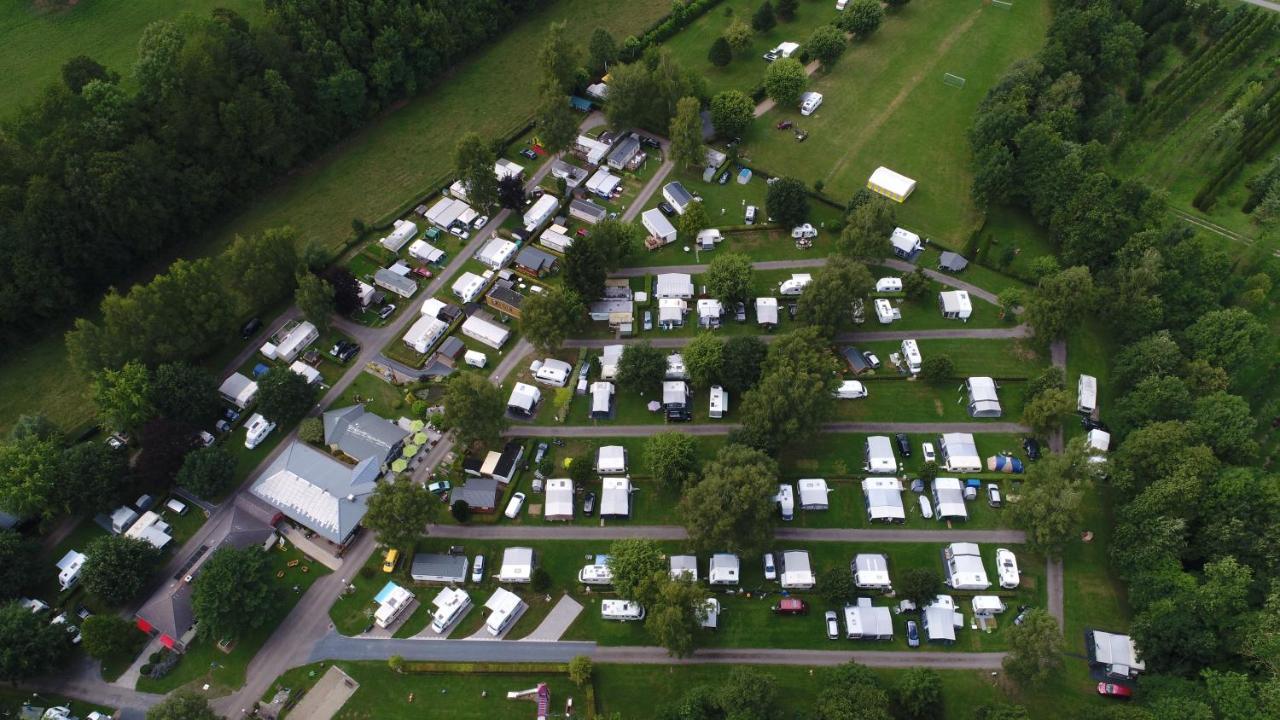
743;0;1051;244
975;204;1058;280
827;378;1028;424
266;661;577;720
1062;485;1130;655
854;337;1046;379
560;538;1044;653
780;431;1032;478
1062;322;1115;446
913;246;1032;298
593;658;1112;719
331;372;414;420
0;329;94;436
659;0;842;97
137;542;330;696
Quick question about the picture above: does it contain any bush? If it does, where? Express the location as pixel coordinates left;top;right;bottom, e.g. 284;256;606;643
919;356;955;384
451;500;472;523
298;417;324;444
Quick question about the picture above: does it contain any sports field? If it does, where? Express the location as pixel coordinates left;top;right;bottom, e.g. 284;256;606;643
0;0;263;113
742;0;1050;245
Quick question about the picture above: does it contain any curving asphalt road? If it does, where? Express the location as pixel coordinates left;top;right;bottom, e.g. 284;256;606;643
309;634;1005;670
427;523;1027;544
503;421;1031;438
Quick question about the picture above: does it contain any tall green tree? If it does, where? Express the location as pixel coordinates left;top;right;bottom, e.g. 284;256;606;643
837;198;896;260
684;333;725;389
723;20;755;54
563;232;610;300
294;272;336;333
704;252;754;304
764;57;807;107
606;538;666;602
176;446;237;499
0;600;70;681
192;546;276;641
616;343;667;393
1009;439;1099;556
670;96;705;170
82;614;141;662
150;362;219;426
0;434;64;520
797;256;873;336
839;0;885;39
894;667;944;720
454;132;499;212
678;201;710;244
1002;609;1063;684
58;441;127;515
521;286;586;354
1026;266;1094;344
436;373;508;447
364;477;438;551
806;24;847;71
82;535;161;606
752;1;777;32
589;28;618;75
647;577;708;658
1020;387;1074;437
709;90;754;138
92;361;154;431
717;667;781;720
645;432;701;490
708;37;733;68
734;328;839;453
764;176;810;228
720;336;768;395
0;530;39;601
680;444;778;556
897;567;943;610
256;368;317;425
535;93;580;155
775;0;798;21
538;21;583;95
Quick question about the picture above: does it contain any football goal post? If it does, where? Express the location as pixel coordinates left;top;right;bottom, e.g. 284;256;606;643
942;73;966;89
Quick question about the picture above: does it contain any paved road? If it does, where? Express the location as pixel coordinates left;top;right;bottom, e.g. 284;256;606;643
621;139;674;223
428;523;1026;544
883;258;1001;306
28;657;162;719
1243;0;1280;13
504;421;1030;438
1045;338;1068;627
521;594;584;641
565;325;1029;349
310;634;1004;669
611;258;829;277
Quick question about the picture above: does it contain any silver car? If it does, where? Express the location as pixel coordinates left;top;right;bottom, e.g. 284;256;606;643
825;611;839;640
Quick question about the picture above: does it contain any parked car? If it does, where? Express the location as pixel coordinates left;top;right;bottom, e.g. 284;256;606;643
734;302;747;321
106;432;129;450
763;552;777;581
427;480;452;497
471;555;486;583
919;495;933;519
640;135;661;149
505;492;527;519
658;201;676;216
745;205;757;225
1022;437;1042;460
240;317;262;340
643;310;653;331
449;222;470;239
906;620;920;647
862;351;881;369
472;215;489;230
520;148;539;160
222;408;241;423
791;223;818;239
197;431;215;448
1081;416;1108;432
1097;683;1133;699
382;548;399;573
771;597;808;615
583;492;596;516
51;613;81;644
378;304;397;320
1013;605;1030;625
921;442;937;464
824;611;840;639
894;433;912;457
330;341;359;363
987;483;1003;508
533;442;549;466
411;266;433;279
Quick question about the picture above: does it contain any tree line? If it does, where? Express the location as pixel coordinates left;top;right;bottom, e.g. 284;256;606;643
0;0;545;347
971;0;1280;714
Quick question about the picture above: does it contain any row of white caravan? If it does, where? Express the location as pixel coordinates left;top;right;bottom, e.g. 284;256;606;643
864;433;983;474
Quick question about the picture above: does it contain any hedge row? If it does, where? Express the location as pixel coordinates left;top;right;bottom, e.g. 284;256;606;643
402;661;570;674
619;0;729;63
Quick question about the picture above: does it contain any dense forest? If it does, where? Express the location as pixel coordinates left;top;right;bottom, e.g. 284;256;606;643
0;0;545;347
971;0;1280;714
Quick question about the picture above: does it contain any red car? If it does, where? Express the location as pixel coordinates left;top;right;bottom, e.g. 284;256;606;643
770;597;808;615
411;266;433;279
1096;683;1132;699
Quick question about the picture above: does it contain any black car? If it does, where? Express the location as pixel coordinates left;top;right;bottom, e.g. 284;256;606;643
240;317;262;340
1022;437;1041;460
520;147;539;160
734;302;747;322
583;492;597;516
330;341;360;364
639;135;661;149
895;433;912;457
1081;416;1109;432
658;201;676;216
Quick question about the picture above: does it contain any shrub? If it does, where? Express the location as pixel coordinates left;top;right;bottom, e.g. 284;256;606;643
298;417;324;444
451;500;472;523
531;567;552;592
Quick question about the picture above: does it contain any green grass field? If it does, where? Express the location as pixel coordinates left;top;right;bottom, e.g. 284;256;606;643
741;0;1051;245
0;0;263;113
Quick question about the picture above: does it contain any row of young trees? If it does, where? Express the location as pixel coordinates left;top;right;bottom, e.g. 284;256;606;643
0;1;545;345
971;0;1280;713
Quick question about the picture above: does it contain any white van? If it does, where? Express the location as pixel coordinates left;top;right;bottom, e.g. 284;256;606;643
875;277;903;293
800;91;824;116
901;339;922;375
243;413;276;450
504;492;527;519
164;498;188;516
834;380;868;400
709;385;728;419
776;484;795;521
601;599;645;621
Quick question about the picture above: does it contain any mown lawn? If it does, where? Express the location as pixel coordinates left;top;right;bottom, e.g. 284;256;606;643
0;0;263;114
137;542;330;696
742;0;1051;244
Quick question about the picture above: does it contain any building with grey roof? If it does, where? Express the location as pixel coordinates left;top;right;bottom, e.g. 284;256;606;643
569;198;607;225
454;478;500;513
606;135;641;170
249;441;380;546
323;404;409;466
374;267;419;298
514;246;558;277
411;553;470;583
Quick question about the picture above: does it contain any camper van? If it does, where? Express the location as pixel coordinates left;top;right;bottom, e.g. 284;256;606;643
578;564;613;586
709;385;728;419
800;91;824;116
776;484;795;521
243;413;276;450
901;339;922;375
601;599;646;621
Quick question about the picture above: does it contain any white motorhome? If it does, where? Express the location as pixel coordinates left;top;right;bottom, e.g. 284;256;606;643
800;91;824;116
243;413;276;450
578;564;613;586
775;483;795;521
709;385;728;419
901;339;922;374
601;599;646;621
